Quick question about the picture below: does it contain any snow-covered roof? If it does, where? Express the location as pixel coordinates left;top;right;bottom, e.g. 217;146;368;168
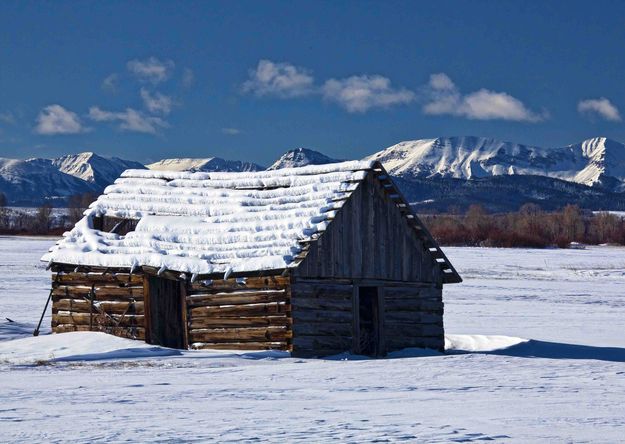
42;161;377;278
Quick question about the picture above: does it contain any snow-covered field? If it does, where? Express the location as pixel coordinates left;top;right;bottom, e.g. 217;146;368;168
1;237;625;442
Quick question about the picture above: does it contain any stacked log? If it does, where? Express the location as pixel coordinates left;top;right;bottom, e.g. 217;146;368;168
186;276;291;351
383;285;444;351
290;282;354;357
50;272;145;340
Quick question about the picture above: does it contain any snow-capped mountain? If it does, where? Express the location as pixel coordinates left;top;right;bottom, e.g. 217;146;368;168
366;136;625;191
3;137;625;210
0;157;97;206
268;148;342;170
0;152;145;206
147;158;264;172
52;152;144;190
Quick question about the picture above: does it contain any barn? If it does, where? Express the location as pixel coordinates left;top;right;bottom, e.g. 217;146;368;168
41;161;461;357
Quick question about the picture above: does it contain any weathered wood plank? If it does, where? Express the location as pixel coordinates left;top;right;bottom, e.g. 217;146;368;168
292;322;352;337
292;335;352;351
189;326;290;343
180;279;189;350
52;273;143;285
292;278;436;288
385;336;444;351
190;302;289;318
190;341;288;351
53;324;145;340
291;310;352;324
52;312;144;327
52;286;144;298
290;283;352;297
383;300;444;312
385;324;444;338
190;316;290;329
53;299;144;315
384;312;443;324
384;286;441;299
190;276;289;292
186;291;287;308
291;298;351;311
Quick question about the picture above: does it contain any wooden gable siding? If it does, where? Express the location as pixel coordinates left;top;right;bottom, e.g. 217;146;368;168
295;172;441;283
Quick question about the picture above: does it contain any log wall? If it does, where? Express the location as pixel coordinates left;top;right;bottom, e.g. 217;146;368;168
186;276;292;351
51;271;145;340
290;279;444;357
290;281;354;357
49;273;443;355
383;284;444;352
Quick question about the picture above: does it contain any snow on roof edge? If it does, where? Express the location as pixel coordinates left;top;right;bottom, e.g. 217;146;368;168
121;160;375;181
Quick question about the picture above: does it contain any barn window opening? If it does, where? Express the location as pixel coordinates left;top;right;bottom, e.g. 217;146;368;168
92;215;139;236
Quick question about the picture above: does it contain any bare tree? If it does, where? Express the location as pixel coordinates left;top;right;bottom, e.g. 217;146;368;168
68;192;96;223
0;192;8;232
34;204;53;234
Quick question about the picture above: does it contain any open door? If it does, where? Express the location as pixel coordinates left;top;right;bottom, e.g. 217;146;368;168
353;286;384;357
145;276;187;349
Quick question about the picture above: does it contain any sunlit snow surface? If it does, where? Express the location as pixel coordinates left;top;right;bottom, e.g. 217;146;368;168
2;237;625;442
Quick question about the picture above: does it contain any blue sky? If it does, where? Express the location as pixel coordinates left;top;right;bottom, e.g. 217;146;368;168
1;0;624;165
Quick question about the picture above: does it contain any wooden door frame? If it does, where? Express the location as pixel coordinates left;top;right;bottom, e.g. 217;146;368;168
143;274;189;349
351;283;385;357
143;275;152;344
179;281;189;349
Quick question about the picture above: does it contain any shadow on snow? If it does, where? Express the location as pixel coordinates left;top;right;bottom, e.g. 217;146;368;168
331;340;625;363
482;339;625;363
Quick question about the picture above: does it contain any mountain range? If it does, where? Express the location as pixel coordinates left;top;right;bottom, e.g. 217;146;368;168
267;148;343;170
147;157;263;173
366;136;625;191
1;137;625;212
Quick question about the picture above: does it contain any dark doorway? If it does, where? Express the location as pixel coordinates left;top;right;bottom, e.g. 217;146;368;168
357;286;382;356
146;276;187;349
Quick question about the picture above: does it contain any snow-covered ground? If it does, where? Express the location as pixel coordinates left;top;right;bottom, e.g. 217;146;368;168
1;237;625;442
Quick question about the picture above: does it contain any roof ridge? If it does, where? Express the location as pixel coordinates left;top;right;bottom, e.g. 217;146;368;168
122;160;375;181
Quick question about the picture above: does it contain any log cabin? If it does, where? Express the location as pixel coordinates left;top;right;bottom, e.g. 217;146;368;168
42;161;461;357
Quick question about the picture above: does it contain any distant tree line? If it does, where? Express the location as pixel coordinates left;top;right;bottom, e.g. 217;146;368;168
0;192;95;235
2;190;624;247
421;204;625;248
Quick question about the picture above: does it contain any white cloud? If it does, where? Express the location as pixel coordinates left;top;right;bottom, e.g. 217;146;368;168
428;73;456;91
88;106;168;134
242;59;315;98
321;75;415;113
140;88;174;115
422;73;546;122
35;105;86;135
577;97;621;122
127;57;175;84
182;68;194;88
101;73;119;92
221;127;241;135
0;111;16;125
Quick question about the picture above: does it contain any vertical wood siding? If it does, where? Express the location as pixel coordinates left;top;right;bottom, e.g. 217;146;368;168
296;173;442;284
